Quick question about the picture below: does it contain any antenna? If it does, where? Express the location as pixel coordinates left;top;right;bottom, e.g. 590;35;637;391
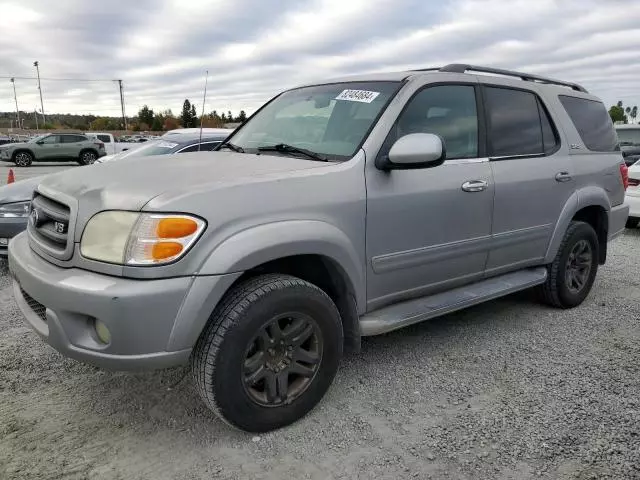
198;70;209;152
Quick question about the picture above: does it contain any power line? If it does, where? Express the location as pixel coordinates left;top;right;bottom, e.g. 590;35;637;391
0;76;118;83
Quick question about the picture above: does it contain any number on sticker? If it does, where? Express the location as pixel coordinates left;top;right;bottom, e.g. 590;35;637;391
335;89;380;104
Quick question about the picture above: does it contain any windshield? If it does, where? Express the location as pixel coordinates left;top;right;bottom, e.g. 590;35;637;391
617;128;640;146
228;81;400;160
28;135;48;143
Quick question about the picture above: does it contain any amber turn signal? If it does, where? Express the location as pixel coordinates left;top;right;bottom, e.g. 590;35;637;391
156;217;199;238
151;242;184;260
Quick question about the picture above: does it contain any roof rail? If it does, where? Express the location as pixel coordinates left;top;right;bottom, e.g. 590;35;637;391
436;64;588;93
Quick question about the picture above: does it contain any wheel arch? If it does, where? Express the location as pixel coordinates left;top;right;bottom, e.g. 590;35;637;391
544;187;610;265
11;148;34;161
194;221;364;353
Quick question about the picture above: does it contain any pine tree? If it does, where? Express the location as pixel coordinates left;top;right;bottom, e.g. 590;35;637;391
180;99;193;127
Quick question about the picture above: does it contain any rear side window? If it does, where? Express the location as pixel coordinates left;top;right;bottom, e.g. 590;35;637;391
485;87;558;157
558;95;618;151
61;135;86;143
97;134;111;143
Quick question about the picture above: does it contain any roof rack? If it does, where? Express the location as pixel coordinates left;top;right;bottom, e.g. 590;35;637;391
414;64;588;93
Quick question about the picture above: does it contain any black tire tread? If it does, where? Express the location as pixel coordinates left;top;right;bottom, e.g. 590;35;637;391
191;273;339;430
539;220;596;308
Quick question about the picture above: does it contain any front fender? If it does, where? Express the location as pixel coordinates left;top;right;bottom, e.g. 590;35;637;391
198;220;365;308
543;186;611;264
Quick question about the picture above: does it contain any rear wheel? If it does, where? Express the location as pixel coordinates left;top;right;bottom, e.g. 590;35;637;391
191;274;343;432
79;150;97;165
13;151;33;167
539;221;598;309
625;217;639;229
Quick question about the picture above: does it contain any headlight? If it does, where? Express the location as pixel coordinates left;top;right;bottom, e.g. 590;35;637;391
0;201;30;218
80;211;206;265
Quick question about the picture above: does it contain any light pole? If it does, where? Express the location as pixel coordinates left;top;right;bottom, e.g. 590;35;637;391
10;78;20;129
33;61;46;125
34;108;39;133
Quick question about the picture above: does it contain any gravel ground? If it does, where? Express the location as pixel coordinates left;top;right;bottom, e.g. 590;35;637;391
1;231;639;479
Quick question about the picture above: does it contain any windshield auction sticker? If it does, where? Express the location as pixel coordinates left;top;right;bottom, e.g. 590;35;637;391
335;89;380;103
157;142;179;149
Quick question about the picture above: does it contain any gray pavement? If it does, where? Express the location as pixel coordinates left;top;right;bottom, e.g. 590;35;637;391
0;231;639;479
0;161;78;185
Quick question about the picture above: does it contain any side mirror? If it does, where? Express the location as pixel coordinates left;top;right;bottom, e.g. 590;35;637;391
36;141;44;145
377;133;445;170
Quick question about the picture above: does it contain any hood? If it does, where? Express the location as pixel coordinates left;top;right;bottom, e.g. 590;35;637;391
38;151;328;212
1;142;28;150
0;175;46;203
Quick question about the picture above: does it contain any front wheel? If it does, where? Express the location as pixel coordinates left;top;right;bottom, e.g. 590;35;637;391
539;221;599;309
13;151;33;167
191;274;343;432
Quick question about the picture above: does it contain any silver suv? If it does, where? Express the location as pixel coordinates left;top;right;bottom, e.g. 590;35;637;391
9;64;629;432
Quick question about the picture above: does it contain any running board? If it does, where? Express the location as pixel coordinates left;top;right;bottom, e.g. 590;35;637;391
359;267;548;336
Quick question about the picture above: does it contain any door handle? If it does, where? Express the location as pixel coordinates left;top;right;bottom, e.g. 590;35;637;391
555;172;572;182
461;180;488;192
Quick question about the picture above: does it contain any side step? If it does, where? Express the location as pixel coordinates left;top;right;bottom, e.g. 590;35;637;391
359;267;548;336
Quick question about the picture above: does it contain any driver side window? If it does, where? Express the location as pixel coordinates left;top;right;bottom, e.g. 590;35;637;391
390;85;479;160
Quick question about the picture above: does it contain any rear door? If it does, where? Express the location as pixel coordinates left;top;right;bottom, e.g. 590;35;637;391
60;134;86;158
483;84;574;276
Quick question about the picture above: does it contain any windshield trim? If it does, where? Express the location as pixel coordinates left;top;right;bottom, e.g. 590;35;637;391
221;79;407;162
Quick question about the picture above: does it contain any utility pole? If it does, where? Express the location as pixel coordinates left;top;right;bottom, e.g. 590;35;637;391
33;61;46;124
10;78;20;130
34;108;39;133
117;80;128;131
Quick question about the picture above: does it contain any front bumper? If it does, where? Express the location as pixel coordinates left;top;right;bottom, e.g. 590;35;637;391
8;232;240;371
0;217;28;256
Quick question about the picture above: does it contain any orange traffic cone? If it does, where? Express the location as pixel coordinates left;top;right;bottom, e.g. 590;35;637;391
7;169;15;184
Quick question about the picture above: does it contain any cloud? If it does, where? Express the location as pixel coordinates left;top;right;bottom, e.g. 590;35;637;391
0;0;638;119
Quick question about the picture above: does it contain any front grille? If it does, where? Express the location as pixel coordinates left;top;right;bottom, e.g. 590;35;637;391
29;193;71;253
20;287;47;322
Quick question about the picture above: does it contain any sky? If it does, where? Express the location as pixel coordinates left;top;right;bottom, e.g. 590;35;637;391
0;0;639;119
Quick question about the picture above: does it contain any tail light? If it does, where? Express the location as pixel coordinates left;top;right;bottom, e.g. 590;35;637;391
94;141;104;149
620;163;629;190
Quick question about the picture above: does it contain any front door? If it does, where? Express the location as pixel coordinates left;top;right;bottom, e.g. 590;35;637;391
35;134;61;159
481;84;575;276
365;83;494;310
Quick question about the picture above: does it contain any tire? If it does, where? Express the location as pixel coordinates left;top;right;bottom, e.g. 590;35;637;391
539;221;599;309
625;217;639;229
79;150;97;165
191;274;343;432
13;151;33;167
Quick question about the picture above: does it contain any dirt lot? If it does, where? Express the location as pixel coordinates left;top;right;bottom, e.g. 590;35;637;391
1;231;639;480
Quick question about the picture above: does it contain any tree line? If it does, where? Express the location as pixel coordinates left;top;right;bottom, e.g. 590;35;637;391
0;97;249;132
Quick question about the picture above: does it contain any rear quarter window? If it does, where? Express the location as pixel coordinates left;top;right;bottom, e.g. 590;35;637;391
558;95;618;152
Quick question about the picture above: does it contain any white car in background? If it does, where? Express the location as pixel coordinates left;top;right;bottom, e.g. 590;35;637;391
625;161;640;229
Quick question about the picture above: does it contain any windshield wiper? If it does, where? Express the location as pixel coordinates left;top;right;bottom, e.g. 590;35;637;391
257;143;328;162
218;142;245;153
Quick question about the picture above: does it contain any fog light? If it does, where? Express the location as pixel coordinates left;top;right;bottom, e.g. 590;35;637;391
0;238;8;246
94;320;111;344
